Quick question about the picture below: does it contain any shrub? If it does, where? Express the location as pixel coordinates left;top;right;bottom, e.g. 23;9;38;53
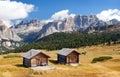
92;56;112;63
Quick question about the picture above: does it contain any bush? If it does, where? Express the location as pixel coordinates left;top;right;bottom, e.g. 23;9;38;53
92;56;112;63
4;54;21;58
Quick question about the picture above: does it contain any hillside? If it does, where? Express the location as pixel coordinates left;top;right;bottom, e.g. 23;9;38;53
107;24;120;32
15;32;120;52
1;16;120;50
0;45;120;77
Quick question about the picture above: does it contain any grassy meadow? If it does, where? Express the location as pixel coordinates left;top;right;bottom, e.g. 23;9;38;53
0;44;120;77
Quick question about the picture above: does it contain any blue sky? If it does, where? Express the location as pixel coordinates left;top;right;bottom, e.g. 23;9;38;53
14;0;120;20
0;0;120;22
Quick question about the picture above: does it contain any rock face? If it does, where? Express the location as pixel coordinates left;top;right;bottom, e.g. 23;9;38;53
11;15;120;42
36;15;108;39
11;19;45;42
0;20;21;49
1;15;120;50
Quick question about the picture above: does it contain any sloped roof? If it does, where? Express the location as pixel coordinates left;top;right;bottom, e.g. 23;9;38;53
57;48;79;56
23;49;50;59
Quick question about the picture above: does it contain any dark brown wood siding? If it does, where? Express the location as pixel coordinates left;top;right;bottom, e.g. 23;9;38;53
57;54;66;64
23;53;49;67
57;51;79;64
66;51;79;64
23;58;31;67
30;53;49;66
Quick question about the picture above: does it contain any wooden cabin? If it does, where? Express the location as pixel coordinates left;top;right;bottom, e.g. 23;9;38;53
57;48;80;64
23;49;50;67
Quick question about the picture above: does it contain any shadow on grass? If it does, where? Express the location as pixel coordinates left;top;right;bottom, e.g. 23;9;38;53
15;64;24;67
49;60;58;64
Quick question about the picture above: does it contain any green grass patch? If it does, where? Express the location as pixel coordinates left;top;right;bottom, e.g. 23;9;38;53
4;54;21;58
92;56;112;63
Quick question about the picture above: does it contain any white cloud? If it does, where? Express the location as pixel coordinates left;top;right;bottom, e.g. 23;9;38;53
51;10;75;20
0;0;34;27
0;0;10;1
43;10;75;23
97;9;120;21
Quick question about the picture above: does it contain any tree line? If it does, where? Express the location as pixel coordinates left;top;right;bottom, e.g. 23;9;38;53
14;32;120;52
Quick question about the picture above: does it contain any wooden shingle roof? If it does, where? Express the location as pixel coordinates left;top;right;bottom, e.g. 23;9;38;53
57;48;79;56
23;49;50;59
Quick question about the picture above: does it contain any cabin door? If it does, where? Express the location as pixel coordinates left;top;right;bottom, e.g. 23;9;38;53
36;58;47;66
36;58;42;66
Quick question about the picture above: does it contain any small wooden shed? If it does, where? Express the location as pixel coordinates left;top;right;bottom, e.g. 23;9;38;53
23;49;50;67
57;48;80;64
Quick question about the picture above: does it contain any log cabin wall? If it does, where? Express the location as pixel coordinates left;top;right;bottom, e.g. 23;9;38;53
23;58;31;67
66;51;79;64
31;53;48;66
58;54;66;64
23;49;50;67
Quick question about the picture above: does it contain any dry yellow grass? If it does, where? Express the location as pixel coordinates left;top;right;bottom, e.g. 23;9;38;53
0;44;120;77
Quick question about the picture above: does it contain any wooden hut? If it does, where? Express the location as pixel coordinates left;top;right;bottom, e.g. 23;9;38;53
23;49;50;67
57;48;80;64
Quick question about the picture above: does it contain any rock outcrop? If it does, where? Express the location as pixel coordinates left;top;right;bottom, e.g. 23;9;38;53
11;15;120;42
0;20;21;49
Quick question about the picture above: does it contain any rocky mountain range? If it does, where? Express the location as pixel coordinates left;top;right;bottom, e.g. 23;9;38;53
11;15;120;41
11;19;45;42
0;15;120;50
0;20;21;50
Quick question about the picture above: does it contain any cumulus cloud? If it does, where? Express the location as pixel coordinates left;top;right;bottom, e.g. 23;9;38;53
0;0;34;27
44;10;75;23
97;9;120;21
51;10;75;20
